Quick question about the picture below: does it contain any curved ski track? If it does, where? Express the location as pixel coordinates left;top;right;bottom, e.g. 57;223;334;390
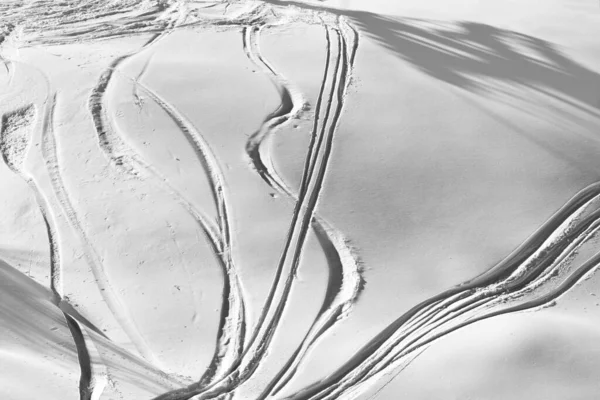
42;93;188;398
282;185;600;400
242;21;364;399
0;97;108;400
150;14;360;400
130;80;248;388
87;8;248;387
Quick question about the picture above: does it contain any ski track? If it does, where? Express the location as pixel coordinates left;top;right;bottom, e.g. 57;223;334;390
40;83;168;372
150;14;359;400
43;89;193;395
87;7;249;383
42;93;165;399
282;185;600;400
268;21;362;397
87;11;236;374
128;79;248;387
27;179;108;400
4;2;600;400
65;314;109;400
132;52;154;112
242;21;364;398
0;99;108;400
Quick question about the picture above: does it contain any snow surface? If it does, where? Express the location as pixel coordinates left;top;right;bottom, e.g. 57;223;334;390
1;0;599;399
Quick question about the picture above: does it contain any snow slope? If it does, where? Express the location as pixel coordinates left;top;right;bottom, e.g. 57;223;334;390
1;0;599;399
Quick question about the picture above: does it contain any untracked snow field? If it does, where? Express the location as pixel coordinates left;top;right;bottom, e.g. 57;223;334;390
1;0;600;399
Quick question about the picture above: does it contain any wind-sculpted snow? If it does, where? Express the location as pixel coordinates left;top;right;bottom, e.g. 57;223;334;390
0;104;35;173
1;1;600;400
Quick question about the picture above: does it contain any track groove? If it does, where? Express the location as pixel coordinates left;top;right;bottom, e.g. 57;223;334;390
1;98;108;400
128;79;248;388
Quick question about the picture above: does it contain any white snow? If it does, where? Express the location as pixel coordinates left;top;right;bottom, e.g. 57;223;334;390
1;1;600;399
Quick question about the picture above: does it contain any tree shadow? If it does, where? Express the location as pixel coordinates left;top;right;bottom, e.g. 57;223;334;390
352;14;600;116
266;1;600;118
